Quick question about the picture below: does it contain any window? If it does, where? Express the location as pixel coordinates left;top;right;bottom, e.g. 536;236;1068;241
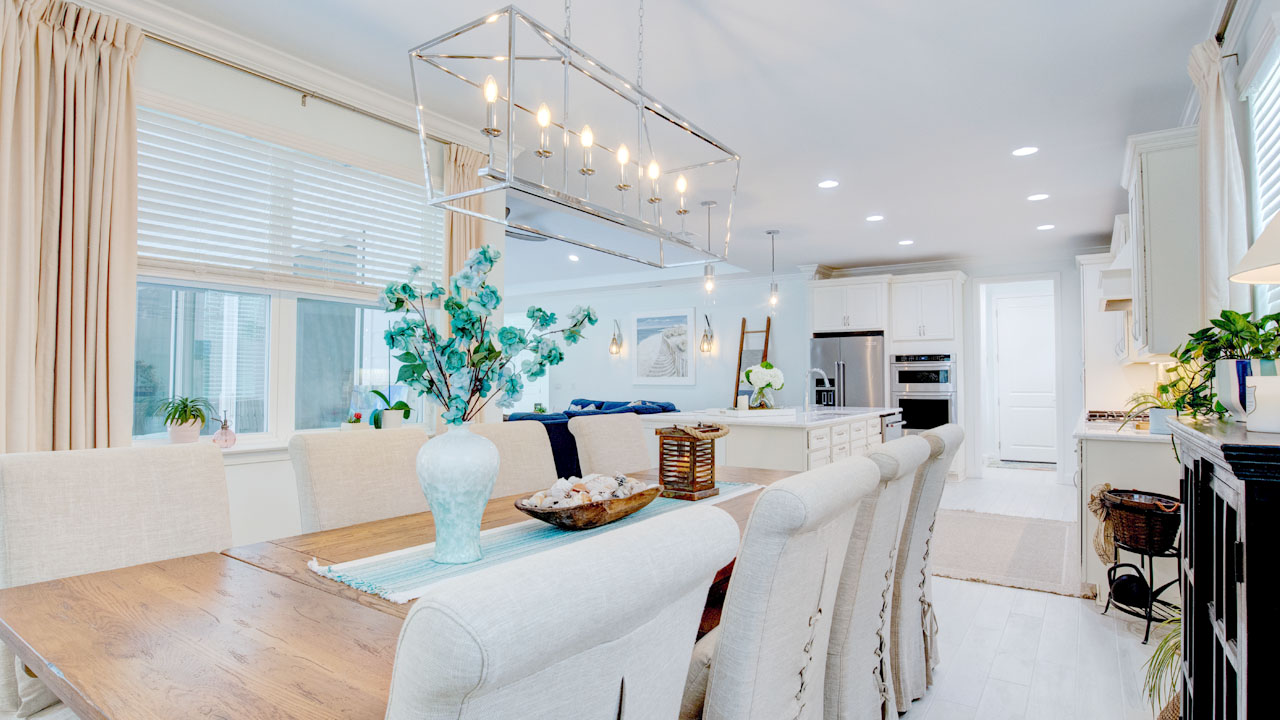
295;299;428;430
1249;55;1280;312
133;107;445;441
134;283;270;437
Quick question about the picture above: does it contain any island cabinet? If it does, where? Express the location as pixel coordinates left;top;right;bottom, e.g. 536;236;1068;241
1169;419;1280;720
640;414;886;472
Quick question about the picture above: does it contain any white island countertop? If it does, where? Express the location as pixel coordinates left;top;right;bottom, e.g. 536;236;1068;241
644;407;901;430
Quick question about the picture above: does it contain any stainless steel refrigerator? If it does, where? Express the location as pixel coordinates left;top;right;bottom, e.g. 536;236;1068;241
810;331;885;408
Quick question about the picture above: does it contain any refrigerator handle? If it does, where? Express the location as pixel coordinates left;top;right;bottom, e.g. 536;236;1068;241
836;361;846;407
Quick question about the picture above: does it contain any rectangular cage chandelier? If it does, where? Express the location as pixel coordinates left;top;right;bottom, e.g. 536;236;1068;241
409;5;740;269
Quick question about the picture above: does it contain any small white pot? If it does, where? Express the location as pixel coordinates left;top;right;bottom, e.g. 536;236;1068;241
338;422;369;431
379;412;404;430
1147;408;1175;435
167;419;203;443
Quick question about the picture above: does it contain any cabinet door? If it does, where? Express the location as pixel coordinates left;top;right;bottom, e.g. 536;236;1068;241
890;283;922;339
811;286;848;331
918;280;955;340
844;284;884;330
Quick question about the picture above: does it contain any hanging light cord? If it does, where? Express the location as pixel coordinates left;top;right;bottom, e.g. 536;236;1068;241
637;0;645;89
564;0;571;39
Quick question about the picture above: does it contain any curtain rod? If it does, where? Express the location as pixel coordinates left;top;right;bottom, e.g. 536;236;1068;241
1216;0;1239;45
141;31;450;145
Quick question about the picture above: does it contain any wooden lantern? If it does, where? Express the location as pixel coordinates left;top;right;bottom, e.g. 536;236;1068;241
657;424;730;500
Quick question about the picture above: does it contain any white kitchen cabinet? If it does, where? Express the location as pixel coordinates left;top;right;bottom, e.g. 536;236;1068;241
808;277;889;332
1123;128;1200;358
891;278;956;340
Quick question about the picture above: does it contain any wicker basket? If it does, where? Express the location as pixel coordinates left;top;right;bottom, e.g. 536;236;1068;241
1101;490;1182;555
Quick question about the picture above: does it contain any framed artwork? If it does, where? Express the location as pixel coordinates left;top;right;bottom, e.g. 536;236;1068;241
633;308;696;385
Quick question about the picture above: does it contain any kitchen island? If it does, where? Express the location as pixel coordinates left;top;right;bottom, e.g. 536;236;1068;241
639;407;901;471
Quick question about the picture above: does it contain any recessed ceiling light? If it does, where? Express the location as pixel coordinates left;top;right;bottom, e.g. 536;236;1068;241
1037;224;1055;231
866;214;885;222
1027;193;1050;201
1012;146;1039;157
817;179;840;189
898;239;914;246
568;254;580;261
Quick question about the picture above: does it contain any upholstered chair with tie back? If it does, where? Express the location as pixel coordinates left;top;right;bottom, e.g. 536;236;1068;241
0;443;233;720
889;425;964;711
823;435;932;720
567;414;652;476
469;421;560;498
383;505;740;720
289;428;429;532
679;457;880;720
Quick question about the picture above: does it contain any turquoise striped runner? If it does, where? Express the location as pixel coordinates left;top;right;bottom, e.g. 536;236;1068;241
308;481;761;603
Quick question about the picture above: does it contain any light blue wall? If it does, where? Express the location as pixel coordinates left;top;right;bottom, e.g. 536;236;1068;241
506;274;810;412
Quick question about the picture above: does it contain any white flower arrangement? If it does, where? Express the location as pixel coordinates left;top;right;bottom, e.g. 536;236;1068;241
742;361;785;392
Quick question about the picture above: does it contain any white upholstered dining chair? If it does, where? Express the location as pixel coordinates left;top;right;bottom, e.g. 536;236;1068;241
679;457;881;720
823;435;931;720
383;504;740;720
889;425;964;711
469;421;559;497
567;413;652;475
0;443;233;720
289;428;429;532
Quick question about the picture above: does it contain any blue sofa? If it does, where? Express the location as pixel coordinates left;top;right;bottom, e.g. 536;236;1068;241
508;399;679;478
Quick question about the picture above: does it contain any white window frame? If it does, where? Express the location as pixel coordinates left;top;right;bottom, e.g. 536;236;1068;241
1239;12;1280;314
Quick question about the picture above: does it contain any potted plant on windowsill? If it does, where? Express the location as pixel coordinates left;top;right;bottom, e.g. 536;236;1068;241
371;390;412;429
156;396;215;443
339;412;367;431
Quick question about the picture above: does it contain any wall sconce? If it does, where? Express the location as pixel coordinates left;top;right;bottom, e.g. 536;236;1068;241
700;314;713;353
609;320;623;355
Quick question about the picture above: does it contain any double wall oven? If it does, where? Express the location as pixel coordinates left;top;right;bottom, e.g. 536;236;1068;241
890;354;956;433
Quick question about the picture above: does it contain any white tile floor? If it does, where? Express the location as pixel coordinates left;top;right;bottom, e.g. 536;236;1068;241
900;577;1163;720
940;466;1078;523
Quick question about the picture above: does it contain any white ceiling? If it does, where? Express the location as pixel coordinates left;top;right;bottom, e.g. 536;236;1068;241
127;0;1214;281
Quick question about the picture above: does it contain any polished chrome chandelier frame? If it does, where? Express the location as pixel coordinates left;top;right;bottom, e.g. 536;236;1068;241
409;5;741;268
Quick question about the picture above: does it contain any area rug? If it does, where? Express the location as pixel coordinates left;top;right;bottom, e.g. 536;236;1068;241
930;509;1083;596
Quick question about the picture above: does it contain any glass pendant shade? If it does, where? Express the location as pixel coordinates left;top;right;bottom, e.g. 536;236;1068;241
703;263;715;293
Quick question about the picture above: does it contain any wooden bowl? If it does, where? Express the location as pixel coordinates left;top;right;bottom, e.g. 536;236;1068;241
514;485;662;530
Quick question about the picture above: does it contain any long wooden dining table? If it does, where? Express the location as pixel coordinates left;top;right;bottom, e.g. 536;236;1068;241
0;466;789;720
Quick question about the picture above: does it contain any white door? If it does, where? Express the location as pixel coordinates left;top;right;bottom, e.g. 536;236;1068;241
917;280;955;339
811;286;848;331
995;294;1057;463
890;283;922;338
845;284;884;329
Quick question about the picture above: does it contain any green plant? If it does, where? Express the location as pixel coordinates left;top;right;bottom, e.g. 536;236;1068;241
1177;309;1280;364
1121;362;1216;428
383;246;596;425
370;389;411;429
1143;613;1182;714
345;412;363;424
155;396;215;427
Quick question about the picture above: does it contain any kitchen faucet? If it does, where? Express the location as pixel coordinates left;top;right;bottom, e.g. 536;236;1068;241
805;368;830;415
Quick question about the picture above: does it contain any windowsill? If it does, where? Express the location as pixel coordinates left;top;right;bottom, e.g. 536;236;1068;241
131;424;434;467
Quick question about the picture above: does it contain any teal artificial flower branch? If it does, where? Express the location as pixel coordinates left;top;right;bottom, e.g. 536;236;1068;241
382;245;597;425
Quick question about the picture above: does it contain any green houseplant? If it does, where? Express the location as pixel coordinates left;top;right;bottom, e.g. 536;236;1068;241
370;390;412;429
1177;310;1280;419
156;396;215;444
1143;613;1182;720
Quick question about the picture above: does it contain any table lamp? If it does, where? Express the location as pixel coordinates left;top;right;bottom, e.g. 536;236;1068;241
1231;215;1280;283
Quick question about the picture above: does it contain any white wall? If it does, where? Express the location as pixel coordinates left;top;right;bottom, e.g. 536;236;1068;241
1078;255;1159;410
507;274;810;412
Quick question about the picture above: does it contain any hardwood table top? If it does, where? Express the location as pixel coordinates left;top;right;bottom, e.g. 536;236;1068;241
0;466;789;719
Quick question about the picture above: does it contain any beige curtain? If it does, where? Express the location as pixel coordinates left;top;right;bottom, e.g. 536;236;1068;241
0;0;141;453
441;143;489;278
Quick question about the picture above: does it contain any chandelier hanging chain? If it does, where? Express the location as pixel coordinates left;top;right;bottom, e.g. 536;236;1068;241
637;0;645;89
564;0;571;40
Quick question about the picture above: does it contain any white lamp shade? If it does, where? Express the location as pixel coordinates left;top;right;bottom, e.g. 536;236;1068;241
1232;215;1280;283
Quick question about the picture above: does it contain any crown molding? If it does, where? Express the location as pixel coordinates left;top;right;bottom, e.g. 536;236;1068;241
1238;12;1280;100
82;0;479;148
1122;126;1198;189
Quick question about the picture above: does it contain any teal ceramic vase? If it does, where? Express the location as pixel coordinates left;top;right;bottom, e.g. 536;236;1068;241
416;423;500;564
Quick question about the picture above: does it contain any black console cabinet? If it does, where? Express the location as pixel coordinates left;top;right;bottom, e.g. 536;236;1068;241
1170;419;1280;720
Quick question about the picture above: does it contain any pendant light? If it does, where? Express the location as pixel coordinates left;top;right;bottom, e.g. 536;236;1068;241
608;320;623;355
700;314;714;353
701;200;718;293
766;230;780;306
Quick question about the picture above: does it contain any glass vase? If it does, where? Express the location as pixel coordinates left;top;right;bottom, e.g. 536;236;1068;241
749;387;776;410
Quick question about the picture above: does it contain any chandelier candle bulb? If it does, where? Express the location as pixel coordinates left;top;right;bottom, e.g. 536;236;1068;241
535;103;552;159
615;144;631;191
578;125;594;176
647;159;662;204
481;75;500;137
676;174;689;215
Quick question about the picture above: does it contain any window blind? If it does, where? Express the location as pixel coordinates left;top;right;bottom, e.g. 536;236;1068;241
137;107;445;297
1250;58;1280;313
